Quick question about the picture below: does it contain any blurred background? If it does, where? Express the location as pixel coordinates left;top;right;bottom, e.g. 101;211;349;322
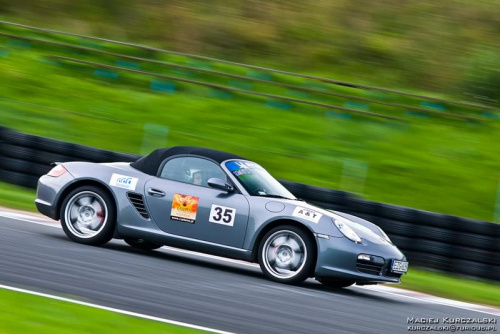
0;0;500;320
0;0;499;222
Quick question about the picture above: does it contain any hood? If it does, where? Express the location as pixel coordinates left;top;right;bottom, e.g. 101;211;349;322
266;198;392;245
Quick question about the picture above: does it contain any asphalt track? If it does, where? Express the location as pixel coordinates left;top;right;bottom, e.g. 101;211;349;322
0;214;498;334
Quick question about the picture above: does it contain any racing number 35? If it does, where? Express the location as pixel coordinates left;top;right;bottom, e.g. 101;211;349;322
209;204;236;227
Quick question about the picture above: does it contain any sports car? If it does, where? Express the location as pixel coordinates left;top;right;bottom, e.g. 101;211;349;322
35;146;408;287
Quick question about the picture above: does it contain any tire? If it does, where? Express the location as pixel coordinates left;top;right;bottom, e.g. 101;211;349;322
124;238;163;251
317;278;355;289
60;185;116;245
257;225;316;285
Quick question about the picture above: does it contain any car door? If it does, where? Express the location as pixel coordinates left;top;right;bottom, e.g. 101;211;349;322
144;156;250;248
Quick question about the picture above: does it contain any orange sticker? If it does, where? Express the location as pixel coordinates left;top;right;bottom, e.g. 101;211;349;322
171;193;199;224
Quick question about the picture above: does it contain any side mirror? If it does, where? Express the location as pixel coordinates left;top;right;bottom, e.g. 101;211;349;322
207;178;234;192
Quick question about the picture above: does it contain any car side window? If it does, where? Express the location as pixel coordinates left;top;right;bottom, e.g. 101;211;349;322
159;157;227;187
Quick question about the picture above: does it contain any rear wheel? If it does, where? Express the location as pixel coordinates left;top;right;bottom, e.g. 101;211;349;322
258;225;315;284
60;185;115;245
124;238;163;251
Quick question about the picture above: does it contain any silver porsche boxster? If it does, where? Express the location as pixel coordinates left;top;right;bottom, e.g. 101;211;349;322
35;146;408;287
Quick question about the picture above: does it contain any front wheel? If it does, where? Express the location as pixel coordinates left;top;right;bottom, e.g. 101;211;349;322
124;238;163;251
60;185;116;246
257;225;316;284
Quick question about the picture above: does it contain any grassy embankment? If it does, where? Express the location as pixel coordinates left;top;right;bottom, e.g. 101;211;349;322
0;288;203;334
0;26;499;309
0;265;498;334
0;30;498;221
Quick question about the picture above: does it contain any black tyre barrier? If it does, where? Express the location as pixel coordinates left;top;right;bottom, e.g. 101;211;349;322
0;156;52;176
72;145;121;163
416;225;456;243
2;129;40;149
280;180;308;199
450;245;497;265
489;266;500;281
414;239;453;258
107;151;140;163
453;231;498;252
375;218;416;237
306;200;346;212
453;216;500;237
340;212;380;225
304;184;356;205
0;168;39;188
1;127;499;281
403;251;454;271
451;259;496;281
413;210;456;230
0;143;78;165
3;129;71;155
378;203;419;223
389;235;416;251
0;130;140;164
346;197;382;216
0;126;7;141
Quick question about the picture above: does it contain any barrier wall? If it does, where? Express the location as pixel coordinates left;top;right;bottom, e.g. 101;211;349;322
0;126;498;281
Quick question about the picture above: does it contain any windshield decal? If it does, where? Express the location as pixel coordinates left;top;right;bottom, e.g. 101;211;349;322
233;169;251;176
292;206;322;223
226;160;260;172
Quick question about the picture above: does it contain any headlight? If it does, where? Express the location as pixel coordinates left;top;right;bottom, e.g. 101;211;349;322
332;217;361;243
377;226;392;244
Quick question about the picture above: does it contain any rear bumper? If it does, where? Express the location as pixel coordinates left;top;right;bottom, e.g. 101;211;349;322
35;173;75;220
314;235;407;284
35;198;56;219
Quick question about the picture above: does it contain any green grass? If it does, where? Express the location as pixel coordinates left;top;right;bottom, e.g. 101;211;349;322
400;268;500;308
0;40;498;222
0;181;36;212
0;288;203;334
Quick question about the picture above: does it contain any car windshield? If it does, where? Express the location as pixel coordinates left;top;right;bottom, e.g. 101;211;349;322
225;160;297;199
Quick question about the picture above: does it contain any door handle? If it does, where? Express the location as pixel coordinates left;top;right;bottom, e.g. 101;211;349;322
147;188;166;197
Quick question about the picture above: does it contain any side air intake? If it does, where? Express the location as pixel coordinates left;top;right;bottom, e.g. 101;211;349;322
127;192;150;219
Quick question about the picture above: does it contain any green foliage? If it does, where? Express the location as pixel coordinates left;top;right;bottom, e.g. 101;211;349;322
461;47;500;102
0;5;499;222
0;46;498;222
0;0;499;100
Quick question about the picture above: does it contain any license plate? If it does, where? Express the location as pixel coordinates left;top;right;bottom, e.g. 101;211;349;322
391;260;408;274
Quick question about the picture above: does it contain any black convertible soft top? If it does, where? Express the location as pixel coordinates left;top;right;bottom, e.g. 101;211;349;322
130;146;245;176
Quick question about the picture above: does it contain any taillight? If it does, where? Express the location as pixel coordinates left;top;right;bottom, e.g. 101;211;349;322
47;164;67;177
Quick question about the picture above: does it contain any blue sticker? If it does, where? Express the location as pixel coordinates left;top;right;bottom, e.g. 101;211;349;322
226;160;259;173
226;161;245;172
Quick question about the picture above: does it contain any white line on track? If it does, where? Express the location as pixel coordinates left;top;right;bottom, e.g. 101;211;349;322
356;285;500;317
0;283;235;334
0;210;60;228
1;209;499;317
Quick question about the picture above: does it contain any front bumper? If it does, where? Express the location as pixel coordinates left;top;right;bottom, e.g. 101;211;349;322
314;235;407;284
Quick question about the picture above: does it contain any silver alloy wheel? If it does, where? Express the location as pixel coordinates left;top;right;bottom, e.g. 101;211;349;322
64;191;108;239
262;230;307;279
